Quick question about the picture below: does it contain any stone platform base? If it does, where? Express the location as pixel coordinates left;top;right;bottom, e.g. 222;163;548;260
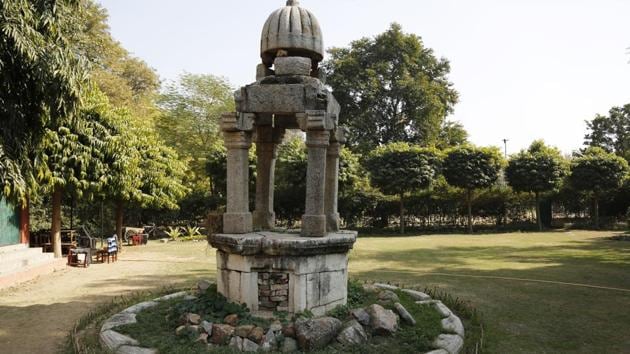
210;231;357;316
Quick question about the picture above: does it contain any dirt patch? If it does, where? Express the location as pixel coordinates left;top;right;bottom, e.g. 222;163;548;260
0;241;216;354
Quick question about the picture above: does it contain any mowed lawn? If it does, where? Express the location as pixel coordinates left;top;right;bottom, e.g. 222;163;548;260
1;230;628;353
349;230;630;353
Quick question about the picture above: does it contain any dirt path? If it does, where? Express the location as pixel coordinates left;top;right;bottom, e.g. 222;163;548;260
0;242;216;354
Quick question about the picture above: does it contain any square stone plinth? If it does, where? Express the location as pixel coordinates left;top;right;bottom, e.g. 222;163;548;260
210;231;356;315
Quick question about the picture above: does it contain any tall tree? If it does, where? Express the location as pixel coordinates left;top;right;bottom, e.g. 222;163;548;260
569;147;629;228
505;140;567;231
157;73;235;189
437;120;469;149
365;142;441;234
324;23;459;153
584;104;630;161
0;0;88;202
442;145;504;233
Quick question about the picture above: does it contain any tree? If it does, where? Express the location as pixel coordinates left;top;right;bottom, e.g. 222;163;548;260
35;88;114;257
437;120;469;149
505;141;567;231
157;73;235;189
365;142;441;233
569;147;629;228
443;145;504;233
584;104;630;161
323;23;459;153
0;0;88;203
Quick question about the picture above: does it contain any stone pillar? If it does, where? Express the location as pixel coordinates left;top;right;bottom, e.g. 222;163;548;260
222;113;253;234
253;126;284;230
325;144;341;232
301;112;331;237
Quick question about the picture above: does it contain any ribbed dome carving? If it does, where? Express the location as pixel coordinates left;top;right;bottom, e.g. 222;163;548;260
260;1;324;67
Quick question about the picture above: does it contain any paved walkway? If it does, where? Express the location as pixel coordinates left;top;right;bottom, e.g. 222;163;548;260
0;242;216;354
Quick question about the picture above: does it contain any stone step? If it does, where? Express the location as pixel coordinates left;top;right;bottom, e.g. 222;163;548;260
0;248;55;276
0;257;66;290
0;243;28;254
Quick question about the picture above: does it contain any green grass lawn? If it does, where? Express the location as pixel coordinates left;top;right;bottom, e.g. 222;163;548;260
75;230;629;353
348;230;630;353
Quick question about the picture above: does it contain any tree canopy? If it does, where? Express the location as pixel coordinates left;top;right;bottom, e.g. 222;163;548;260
506;140;567;230
569;147;629;227
323;23;459;153
442;145;504;233
584;103;630;162
365;142;441;233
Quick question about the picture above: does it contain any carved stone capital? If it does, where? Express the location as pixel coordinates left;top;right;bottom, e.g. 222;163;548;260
221;112;254;132
305;130;330;148
297;110;334;132
223;131;252;150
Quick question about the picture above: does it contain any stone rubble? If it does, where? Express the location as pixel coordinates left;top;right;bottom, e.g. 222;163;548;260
100;286;466;354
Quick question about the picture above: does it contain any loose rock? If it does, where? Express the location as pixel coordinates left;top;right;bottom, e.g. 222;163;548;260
374;283;399;291
401;289;431;301
441;314;465;337
197;279;212;293
248;326;265;343
378;290;400;303
394;302;416;325
175;325;188;336
235;324;255;338
336;320;368;345
351;308;370;326
210;324;235;345
269;320;283;332
295;317;342;351
261;329;277;351
229;336;243;351
433;301;452;318
366;304;399;336
224;314;239;326
281;337;299;353
185;313;201;325
195;333;208;344
242;338;260;352
282;323;296;338
433;334;464;354
201;321;213;335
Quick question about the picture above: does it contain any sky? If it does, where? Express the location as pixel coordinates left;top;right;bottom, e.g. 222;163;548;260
97;0;630;155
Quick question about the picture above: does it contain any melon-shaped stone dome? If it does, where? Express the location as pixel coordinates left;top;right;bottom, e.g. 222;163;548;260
260;0;323;67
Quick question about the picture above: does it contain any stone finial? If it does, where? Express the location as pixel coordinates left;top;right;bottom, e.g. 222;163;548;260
286;0;300;5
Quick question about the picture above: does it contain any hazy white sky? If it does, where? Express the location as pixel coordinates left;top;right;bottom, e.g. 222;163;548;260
97;0;630;155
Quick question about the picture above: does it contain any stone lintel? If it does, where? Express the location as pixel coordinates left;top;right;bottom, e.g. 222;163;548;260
210;231;357;257
216;251;349;275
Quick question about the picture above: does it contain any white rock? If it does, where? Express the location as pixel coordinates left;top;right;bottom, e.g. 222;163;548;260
416;300;440;305
433;334;464;354
424;350;449;354
401;289;431;301
374;283;399;291
394;303;416;325
100;330;139;351
242;338;260;352
229;336;244;351
336;320;368;345
121;301;158;314
101;313;137;332
433;301;452;318
201;320;213;335
441;314;465;337
154;291;188;301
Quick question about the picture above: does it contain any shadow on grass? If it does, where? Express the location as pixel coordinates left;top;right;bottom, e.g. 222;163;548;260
350;237;630;353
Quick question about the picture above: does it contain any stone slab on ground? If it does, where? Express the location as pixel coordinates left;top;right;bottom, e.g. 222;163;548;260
116;345;158;354
401;289;431;301
441;314;465;337
366;304;398;336
295;317;342;351
432;334;464;354
100;330;139;351
336;320;368;345
101;313;137;332
394;302;416;325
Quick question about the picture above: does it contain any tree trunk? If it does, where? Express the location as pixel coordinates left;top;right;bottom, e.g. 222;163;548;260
535;192;542;231
51;185;63;258
399;193;405;234
593;195;599;229
466;189;473;234
116;200;124;244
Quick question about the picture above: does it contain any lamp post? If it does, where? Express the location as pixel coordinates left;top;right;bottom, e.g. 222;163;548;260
502;139;509;158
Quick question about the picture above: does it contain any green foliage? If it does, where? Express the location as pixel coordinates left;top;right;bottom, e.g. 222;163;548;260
585;103;630;162
437;120;469;149
443;145;504;191
506;140;567;194
0;0;89;203
183;226;201;238
157;73;235;189
570;147;629;194
365;142;441;197
324;23;459;153
275;138;308;225
166;226;182;240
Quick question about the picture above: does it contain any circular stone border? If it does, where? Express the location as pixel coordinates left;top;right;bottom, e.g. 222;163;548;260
100;284;465;354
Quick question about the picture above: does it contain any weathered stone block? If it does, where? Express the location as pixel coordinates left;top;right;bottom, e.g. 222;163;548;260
274;57;312;76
